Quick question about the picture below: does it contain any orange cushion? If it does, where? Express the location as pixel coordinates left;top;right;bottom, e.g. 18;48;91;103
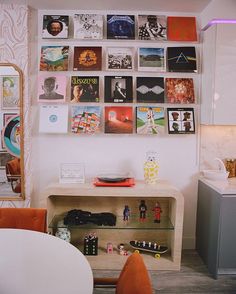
116;253;152;294
0;208;47;233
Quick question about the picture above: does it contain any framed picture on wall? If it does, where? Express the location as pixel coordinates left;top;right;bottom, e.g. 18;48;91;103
138;47;165;71
1;76;20;109
167;107;195;134
106;47;134;70
3;113;18;126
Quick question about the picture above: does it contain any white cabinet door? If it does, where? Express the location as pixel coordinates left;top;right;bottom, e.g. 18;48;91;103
201;23;236;125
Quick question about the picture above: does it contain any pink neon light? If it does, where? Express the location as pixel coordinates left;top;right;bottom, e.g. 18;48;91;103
202;19;236;31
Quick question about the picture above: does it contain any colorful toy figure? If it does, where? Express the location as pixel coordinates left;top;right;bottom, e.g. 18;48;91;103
107;242;113;254
152;202;162;223
144;151;158;184
123;205;131;222
139;200;147;221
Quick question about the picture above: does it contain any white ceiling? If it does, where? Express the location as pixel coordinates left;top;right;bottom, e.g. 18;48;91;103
2;0;212;12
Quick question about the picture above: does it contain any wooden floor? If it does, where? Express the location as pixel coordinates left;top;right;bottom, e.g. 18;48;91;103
93;250;236;293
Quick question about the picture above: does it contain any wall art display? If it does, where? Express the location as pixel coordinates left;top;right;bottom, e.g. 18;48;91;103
3;113;17;126
138;15;167;40
167;47;197;72
39;104;68;133
106;47;133;70
104;76;133;103
40;46;69;71
167;107;195;134
42;15;69;39
2;115;20;157
166;78;195;104
73;46;102;71
71;105;101;134
1;76;19;109
104;106;133;134
136;77;164;103
107;15;135;39
138;47;165;71
71;76;99;103
136;106;165;135
167;16;197;41
38;75;66;102
73;14;103;39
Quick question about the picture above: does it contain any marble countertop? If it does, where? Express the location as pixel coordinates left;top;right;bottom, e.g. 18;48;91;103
199;177;236;195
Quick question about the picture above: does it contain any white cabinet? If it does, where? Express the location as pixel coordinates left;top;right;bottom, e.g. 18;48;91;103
201;23;236;125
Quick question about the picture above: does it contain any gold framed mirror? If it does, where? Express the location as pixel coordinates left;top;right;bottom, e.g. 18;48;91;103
0;63;24;200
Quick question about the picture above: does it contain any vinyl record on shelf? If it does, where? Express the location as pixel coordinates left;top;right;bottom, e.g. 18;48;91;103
2;115;20;158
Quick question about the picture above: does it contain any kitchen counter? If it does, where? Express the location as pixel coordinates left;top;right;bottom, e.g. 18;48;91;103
199;177;236;195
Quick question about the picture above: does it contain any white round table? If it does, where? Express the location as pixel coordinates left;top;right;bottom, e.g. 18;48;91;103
0;229;93;294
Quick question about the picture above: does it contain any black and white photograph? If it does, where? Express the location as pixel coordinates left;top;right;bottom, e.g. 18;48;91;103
138;15;167;40
104;76;133;103
106;47;133;70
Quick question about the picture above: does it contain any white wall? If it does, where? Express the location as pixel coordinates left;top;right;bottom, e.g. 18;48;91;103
201;0;236;27
30;9;201;249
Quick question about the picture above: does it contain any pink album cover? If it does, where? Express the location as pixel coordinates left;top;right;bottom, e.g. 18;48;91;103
38;75;67;102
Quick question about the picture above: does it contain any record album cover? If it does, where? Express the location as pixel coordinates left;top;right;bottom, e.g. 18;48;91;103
38;75;66;102
107;15;135;39
167;107;195;134
167;47;197;72
73;14;103;39
107;47;133;70
104;106;133;134
42;15;69;39
70;76;99;102
73;47;102;71
39;104;68;133
136;77;164;103
138;47;165;71
40;46;69;71
138;15;167;40
104;76;133;103
167;16;197;41
166;78;195;104
71;106;101;134
136;106;165;135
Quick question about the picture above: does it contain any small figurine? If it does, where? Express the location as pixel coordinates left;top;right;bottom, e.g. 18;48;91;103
139;200;147;222
123;205;131;222
107;242;113;254
152;202;162;223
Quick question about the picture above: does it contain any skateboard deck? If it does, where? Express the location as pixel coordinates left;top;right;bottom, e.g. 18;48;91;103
130;240;168;256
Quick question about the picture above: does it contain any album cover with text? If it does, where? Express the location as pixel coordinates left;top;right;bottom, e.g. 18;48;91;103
70;76;99;102
107;15;135;39
104;76;133;103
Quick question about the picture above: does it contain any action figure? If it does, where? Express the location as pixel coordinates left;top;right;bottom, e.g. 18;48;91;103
123;205;131;222
139;200;147;221
152;202;162;223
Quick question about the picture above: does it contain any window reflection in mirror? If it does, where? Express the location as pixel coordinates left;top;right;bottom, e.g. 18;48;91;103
0;63;24;200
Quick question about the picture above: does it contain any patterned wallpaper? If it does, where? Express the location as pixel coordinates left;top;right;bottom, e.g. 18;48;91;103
0;4;31;207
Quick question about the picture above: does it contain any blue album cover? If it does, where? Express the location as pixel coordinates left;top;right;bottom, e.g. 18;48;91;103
107;15;135;39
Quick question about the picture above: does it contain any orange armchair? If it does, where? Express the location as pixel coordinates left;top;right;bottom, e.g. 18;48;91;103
5;157;21;193
94;252;153;294
0;208;47;233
